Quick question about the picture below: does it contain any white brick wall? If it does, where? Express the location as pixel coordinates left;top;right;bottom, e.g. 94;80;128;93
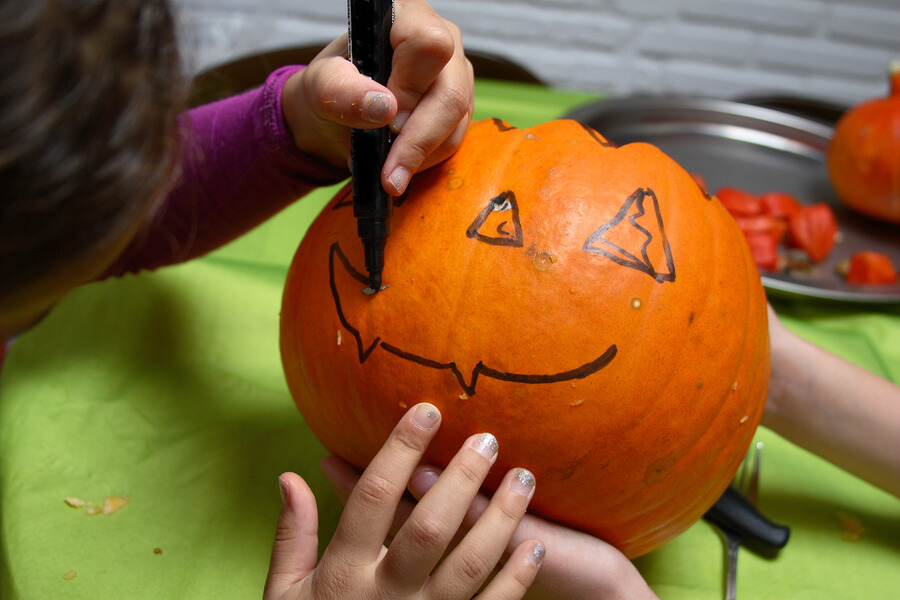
174;0;900;107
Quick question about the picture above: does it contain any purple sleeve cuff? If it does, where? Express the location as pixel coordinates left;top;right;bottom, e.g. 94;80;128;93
259;66;351;183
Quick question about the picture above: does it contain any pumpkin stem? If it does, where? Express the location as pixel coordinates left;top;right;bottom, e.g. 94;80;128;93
890;59;900;97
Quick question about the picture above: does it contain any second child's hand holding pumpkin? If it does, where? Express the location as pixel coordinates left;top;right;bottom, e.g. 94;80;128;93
281;0;473;197
322;457;660;600
263;403;544;600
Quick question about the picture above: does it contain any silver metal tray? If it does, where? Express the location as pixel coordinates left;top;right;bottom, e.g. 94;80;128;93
565;97;900;303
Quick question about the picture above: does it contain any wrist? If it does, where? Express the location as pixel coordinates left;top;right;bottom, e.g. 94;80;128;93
761;317;823;433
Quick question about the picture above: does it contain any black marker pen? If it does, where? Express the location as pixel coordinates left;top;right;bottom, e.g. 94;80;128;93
349;0;394;293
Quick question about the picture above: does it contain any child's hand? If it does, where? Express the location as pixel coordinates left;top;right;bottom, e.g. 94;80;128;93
322;455;660;600
281;0;473;197
264;403;544;599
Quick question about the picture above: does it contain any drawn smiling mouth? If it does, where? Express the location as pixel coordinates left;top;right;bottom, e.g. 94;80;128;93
328;242;619;397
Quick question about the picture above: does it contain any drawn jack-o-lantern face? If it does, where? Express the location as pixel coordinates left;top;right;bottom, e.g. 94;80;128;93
280;118;769;558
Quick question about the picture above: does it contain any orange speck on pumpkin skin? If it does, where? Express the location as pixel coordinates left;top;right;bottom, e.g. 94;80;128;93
533;252;556;271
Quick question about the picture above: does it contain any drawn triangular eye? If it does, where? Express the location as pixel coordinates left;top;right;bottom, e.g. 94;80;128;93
583;187;676;283
465;190;524;247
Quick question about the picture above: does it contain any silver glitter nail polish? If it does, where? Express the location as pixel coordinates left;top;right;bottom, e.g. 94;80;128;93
517;469;536;488
510;468;536;497
472;433;499;459
531;542;546;565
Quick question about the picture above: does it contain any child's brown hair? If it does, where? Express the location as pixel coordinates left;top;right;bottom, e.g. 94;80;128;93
0;0;186;291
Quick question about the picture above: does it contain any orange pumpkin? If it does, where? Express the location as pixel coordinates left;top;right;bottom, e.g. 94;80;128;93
280;118;770;558
827;61;900;224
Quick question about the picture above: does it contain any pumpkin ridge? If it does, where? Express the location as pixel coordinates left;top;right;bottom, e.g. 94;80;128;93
569;119;616;147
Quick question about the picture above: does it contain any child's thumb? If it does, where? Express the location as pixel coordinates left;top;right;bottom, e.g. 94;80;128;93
263;473;320;598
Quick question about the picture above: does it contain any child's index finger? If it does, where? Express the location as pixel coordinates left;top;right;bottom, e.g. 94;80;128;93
327;403;441;565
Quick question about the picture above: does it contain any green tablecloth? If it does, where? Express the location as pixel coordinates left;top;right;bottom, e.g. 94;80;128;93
2;80;898;599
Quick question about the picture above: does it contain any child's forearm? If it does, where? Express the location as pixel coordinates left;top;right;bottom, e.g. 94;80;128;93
103;66;348;278
762;322;900;498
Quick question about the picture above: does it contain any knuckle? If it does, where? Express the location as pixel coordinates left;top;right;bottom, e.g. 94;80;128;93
353;471;401;509
437;83;470;120
406;508;451;550
399;136;430;168
390;427;428;455
456;548;493;584
494;497;526;526
455;457;484;486
413;24;455;63
443;19;462;42
272;521;295;545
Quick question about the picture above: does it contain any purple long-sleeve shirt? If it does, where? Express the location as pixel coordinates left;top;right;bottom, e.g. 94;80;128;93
2;66;348;371
104;65;349;276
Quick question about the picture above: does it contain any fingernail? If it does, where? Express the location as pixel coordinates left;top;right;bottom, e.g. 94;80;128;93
468;433;499;462
411;403;440;431
388;166;410;195
510;468;536;498
529;542;546;566
390;110;410;133
278;475;290;504
409;468;440;497
364;91;390;123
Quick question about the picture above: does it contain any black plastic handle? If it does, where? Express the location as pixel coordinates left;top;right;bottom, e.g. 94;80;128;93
703;487;791;552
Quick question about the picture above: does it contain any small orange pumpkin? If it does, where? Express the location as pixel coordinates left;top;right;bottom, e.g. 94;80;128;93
827;61;900;224
280;118;770;558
